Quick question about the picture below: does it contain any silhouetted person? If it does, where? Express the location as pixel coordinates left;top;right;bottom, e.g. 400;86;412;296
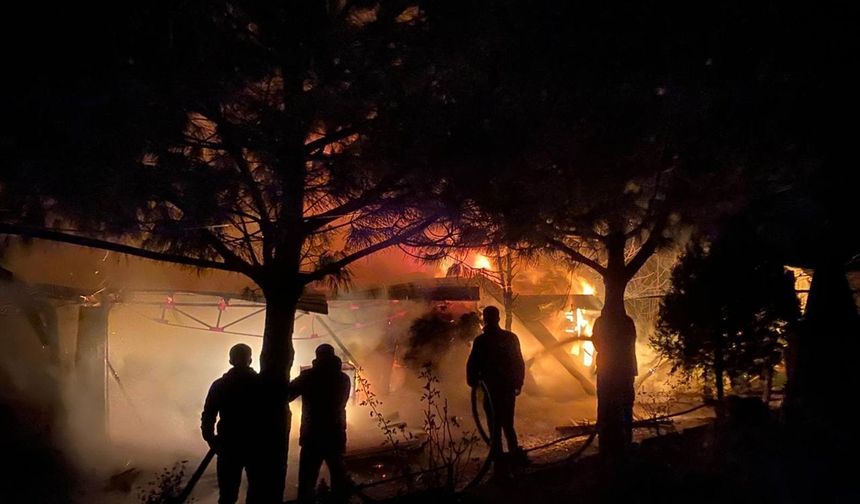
467;306;526;466
201;343;262;504
289;343;352;502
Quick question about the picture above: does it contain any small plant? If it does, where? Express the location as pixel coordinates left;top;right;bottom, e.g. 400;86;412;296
355;366;412;452
136;461;191;504
355;365;480;494
419;365;480;492
634;377;688;436
354;367;423;493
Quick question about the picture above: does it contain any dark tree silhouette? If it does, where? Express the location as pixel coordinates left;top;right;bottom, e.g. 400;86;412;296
399;1;758;459
653;232;801;406
0;2;449;498
402;0;854;462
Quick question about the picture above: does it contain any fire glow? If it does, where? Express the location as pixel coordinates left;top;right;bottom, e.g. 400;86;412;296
473;254;493;270
566;308;596;367
578;279;596;295
565;278;598;367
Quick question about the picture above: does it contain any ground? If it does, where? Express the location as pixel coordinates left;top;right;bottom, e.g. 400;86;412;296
363;402;858;504
19;396;858;504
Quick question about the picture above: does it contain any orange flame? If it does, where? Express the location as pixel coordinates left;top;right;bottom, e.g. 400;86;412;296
582;340;595;367
566;305;596;367
473;254;493;270
578;278;596;295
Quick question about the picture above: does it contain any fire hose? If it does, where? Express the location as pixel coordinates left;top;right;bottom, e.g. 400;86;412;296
470;380;494;446
465;381;596;487
177;394;702;500
169;448;215;504
463;380;496;490
353;379;536;496
169;389;495;504
517;402;711;465
470;381;594;455
174;401;703;502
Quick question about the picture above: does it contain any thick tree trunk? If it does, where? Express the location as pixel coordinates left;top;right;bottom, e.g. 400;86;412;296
258;286;301;503
595;273;636;462
594;234;638;464
786;261;860;431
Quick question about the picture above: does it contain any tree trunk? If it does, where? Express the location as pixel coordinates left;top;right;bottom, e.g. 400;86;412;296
594;234;637;464
503;291;514;331
786;261;860;430
712;338;726;419
702;370;713;401
258;286;301;503
714;353;725;402
497;251;515;331
762;367;773;404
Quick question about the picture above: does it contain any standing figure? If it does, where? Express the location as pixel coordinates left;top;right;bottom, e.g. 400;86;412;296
289;344;352;502
201;343;262;504
467;306;526;467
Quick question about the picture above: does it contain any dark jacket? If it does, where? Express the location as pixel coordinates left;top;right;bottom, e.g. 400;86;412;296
201;366;262;446
466;325;525;392
288;355;351;448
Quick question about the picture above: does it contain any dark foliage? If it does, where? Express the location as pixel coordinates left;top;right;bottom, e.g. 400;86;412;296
653;227;801;399
404;310;479;371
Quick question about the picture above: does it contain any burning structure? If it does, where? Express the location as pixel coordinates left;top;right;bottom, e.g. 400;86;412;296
0;246;756;501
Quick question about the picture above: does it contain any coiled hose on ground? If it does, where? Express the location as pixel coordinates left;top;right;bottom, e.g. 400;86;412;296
176;395;705;502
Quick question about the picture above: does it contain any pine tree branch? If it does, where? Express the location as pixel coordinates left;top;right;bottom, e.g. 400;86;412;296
0;223;242;273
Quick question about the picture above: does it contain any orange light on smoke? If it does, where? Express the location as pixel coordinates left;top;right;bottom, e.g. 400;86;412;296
473;254;493;270
576;309;592;337
578;279;596;295
565;308;593;337
567;303;595;366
